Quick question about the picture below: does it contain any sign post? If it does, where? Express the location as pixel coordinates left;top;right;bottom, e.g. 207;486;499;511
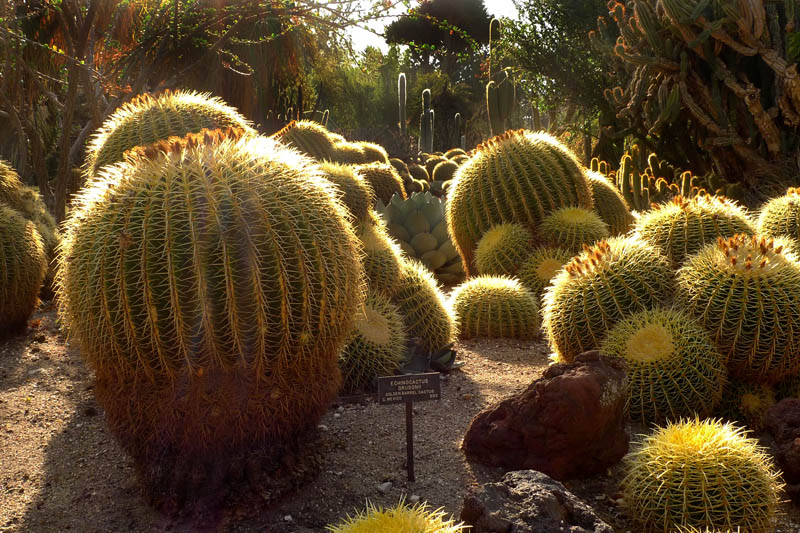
377;372;441;482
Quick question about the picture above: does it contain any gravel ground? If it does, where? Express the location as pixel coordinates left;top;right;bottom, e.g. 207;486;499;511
2;306;799;532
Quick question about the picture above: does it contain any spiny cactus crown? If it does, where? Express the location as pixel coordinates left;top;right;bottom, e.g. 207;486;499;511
713;234;794;275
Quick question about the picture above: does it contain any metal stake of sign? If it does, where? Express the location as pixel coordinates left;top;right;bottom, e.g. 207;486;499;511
377;372;441;482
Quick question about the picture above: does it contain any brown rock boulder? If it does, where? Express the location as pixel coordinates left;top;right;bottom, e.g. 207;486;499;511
765;398;800;501
462;350;628;480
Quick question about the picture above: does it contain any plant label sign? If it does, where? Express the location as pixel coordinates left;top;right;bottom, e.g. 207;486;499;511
377;372;441;482
377;372;441;404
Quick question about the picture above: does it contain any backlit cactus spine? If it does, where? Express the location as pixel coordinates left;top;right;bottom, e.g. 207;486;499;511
57;130;365;508
419;89;434;154
398;73;407;137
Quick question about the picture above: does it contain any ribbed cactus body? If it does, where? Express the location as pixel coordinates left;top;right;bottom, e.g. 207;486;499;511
446;130;593;274
0;205;46;334
272;119;337;161
432;160;458;182
516;246;572;299
319;162;375;224
85;90;253;177
622;419;782;533
355;163;407;205
357;219;404;296
328;499;467;533
58;132;364;499
585;170;633;235
542;237;674;362
635;195;754;267
676;234;800;383
392;259;455;354
475;223;534;276
339;291;407;394
408;164;429;182
357;142;390;164
757;187;800;243
600;309;726;423
450;276;539;340
332;142;368;164
538;207;609;253
717;380;776;432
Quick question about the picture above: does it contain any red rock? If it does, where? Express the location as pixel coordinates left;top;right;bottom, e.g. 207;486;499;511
461;350;628;480
765;398;800;494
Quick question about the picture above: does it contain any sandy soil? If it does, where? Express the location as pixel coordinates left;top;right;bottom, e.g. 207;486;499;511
2;306;799;532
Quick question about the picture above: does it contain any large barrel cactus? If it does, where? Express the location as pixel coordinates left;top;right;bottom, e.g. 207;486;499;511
85;90;254;177
446;129;593;274
57;130;364;507
0;205;47;335
677;234;800;383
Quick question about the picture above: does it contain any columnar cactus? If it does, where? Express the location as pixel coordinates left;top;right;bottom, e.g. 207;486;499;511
634;195;755;267
622;419;782;532
419;89;434;154
677;234;800;383
0;205;47;335
542;236;674;362
398;73;407;137
446;130;593;274
450;276;539;340
600;309;726;423
57;130;365;506
85;90;254;177
486;68;515;137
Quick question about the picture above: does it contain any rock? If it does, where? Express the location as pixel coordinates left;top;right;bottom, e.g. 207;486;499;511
462;350;628;480
377;481;392;494
409;494;421;504
460;470;613;533
765;398;800;500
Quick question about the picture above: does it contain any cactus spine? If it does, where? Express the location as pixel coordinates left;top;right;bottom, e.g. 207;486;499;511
398;73;407;137
419;89;434;154
450;276;540;340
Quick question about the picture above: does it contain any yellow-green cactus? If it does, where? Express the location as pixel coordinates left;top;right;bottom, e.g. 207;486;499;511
717;380;776;432
450;276;540;340
542;236;674;362
272;120;338;161
677;234;800;383
634;195;754;267
585;169;634;235
327;498;467;533
392;259;456;354
446;130;592;274
538;206;610;253
357;217;404;297
475;222;534;276
331;141;368;164
622;418;782;532
356;141;390;164
600;308;726;423
0;205;47;335
516;246;573;299
757;187;800;244
318;162;375;224
57;130;364;504
85;89;253;177
354;162;407;205
339;290;408;394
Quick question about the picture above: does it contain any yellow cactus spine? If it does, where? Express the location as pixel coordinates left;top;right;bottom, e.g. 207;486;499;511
450;276;540;340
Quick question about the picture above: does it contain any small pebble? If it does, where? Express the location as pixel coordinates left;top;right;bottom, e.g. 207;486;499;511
318;424;328;432
284;515;293;522
333;413;341;418
409;494;420;504
377;481;392;494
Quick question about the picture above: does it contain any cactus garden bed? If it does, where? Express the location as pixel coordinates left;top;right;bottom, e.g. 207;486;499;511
1;306;800;532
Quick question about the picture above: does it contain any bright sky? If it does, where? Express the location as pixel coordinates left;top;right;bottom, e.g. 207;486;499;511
348;0;520;52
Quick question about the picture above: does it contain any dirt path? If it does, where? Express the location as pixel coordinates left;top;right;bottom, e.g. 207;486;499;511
2;307;799;532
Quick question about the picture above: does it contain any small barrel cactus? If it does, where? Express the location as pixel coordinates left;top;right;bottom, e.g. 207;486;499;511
585;170;633;235
622;418;782;532
318;162;375;224
475;222;535;276
634;195;754;267
378;193;465;284
446;130;593;274
339;290;408;394
271;119;338;161
357;217;404;296
355;162;407;205
85;89;254;177
57;130;364;507
450;276;540;340
356;141;390;164
327;498;468;533
600;308;726;423
516;246;573;299
716;380;776;432
758;186;800;243
676;234;800;383
392;259;456;354
0;205;47;335
538;206;610;253
331;141;368;164
542;236;674;362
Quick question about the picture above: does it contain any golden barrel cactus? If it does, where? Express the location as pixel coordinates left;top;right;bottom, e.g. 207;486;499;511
57;130;364;507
